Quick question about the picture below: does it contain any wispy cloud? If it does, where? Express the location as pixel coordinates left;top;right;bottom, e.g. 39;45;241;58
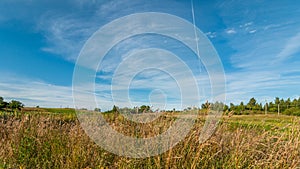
37;13;98;61
239;22;253;29
276;32;300;60
1;0;300;108
226;70;300;104
94;48;208;110
0;75;73;108
215;0;300;103
248;29;256;34
34;0;191;63
226;28;236;34
205;32;217;38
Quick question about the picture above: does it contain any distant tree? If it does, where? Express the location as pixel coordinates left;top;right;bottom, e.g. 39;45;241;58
275;97;280;105
8;100;24;110
140;105;150;112
229;103;235;111
239;102;245;110
0;97;8;110
223;104;229;112
94;108;101;112
112;105;118;113
0;97;8;109
279;98;285;112
258;103;263;111
247;98;256;110
210;101;225;112
269;102;277;112
292;98;298;108
286;98;291;108
201;101;210;109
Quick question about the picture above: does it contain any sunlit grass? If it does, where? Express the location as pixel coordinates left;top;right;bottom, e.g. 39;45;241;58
0;111;299;168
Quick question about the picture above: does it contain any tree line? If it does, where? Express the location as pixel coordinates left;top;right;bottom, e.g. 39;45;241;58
0;96;24;111
2;95;300;117
102;105;152;114
208;97;300;116
101;97;300;117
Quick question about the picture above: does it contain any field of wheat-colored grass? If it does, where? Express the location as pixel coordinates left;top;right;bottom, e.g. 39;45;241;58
0;111;299;168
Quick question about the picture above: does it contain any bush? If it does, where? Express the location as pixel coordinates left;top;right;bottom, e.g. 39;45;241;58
292;110;300;116
283;107;300;116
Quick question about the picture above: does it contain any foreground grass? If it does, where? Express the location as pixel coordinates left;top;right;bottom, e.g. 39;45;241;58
0;112;299;168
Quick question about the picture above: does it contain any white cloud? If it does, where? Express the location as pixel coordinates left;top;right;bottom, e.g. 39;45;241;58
263;24;282;30
226;28;236;34
248;30;256;34
0;76;73;108
37;13;98;61
276;32;300;60
215;0;300;104
244;22;253;27
225;70;300;104
34;0;163;63
0;75;122;110
205;32;217;38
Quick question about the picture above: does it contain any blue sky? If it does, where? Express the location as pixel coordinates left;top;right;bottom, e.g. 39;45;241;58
0;0;300;110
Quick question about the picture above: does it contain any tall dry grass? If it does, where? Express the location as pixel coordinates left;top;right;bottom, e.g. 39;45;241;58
0;112;299;168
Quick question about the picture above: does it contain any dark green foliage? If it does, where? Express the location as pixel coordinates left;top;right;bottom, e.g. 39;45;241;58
8;100;24;110
0;97;8;110
223;104;229;112
201;101;210;109
140;105;150;112
0;97;23;111
112;105;118;112
213;97;300;116
247;97;257;109
283;107;300;116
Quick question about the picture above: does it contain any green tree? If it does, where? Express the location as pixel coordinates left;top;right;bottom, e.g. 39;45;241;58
201;101;210;109
210;101;225;111
269;102;277;112
286;98;291;108
275;97;280;105
223;104;229;112
0;97;5;109
0;97;6;109
279;98;285;112
8;100;24;110
112;105;118;112
239;102;245;111
258;103;263;111
229;103;235;111
140;105;150;112
247;98;256;110
292;98;298;108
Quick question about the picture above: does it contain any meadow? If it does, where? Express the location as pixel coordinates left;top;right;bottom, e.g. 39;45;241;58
0;108;299;168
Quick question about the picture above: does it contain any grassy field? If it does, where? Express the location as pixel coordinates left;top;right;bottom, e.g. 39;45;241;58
0;110;299;168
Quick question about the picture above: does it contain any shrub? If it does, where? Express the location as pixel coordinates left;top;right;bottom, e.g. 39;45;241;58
283;107;300;116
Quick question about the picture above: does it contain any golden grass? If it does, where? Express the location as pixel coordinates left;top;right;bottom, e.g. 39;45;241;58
0;112;299;168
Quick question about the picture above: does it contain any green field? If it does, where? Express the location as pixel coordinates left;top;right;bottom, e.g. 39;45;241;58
0;109;299;168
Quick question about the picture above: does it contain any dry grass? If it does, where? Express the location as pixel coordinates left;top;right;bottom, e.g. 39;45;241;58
0;112;299;168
